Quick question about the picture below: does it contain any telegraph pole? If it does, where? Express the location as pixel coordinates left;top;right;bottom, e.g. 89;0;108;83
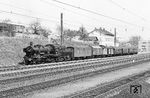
114;28;116;47
60;13;63;45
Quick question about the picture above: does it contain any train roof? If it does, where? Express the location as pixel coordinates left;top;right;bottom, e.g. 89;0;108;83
106;46;115;48
113;46;138;49
67;45;91;48
90;45;102;48
63;41;94;46
45;44;67;49
99;45;107;48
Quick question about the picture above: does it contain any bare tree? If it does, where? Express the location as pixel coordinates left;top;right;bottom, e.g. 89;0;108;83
29;21;42;35
128;36;141;47
78;26;88;40
55;25;89;42
40;28;52;38
29;21;52;38
63;29;78;40
2;19;12;23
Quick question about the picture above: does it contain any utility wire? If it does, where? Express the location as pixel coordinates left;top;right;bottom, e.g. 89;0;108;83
40;0;112;28
40;0;99;28
108;0;149;22
0;1;94;29
0;1;33;12
0;9;94;29
0;1;61;21
0;1;86;26
0;0;147;31
50;0;142;27
0;10;59;23
41;0;136;32
0;0;131;30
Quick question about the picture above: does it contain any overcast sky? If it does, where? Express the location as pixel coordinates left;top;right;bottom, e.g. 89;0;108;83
0;0;150;41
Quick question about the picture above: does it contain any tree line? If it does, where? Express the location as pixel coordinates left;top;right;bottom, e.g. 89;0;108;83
0;19;89;40
0;19;141;47
0;19;52;38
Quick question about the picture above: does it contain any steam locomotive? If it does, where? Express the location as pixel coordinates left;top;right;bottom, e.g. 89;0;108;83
23;42;138;65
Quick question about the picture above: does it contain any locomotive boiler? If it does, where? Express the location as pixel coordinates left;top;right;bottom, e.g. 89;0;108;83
23;43;73;64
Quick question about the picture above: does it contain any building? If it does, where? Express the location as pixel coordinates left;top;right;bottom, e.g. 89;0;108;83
0;23;25;36
83;36;98;41
88;27;115;46
83;36;99;45
138;40;150;54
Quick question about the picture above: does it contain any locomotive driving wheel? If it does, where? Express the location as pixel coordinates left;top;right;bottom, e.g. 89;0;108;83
57;57;64;62
50;58;55;63
23;56;32;65
66;55;71;61
46;57;55;63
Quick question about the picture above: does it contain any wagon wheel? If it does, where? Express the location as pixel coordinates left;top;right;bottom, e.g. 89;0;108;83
45;57;55;63
66;55;71;61
23;57;32;65
51;59;56;63
23;59;28;65
34;57;42;64
58;57;64;62
30;59;37;64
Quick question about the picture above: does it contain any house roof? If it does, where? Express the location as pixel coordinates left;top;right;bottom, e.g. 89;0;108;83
0;23;25;28
63;40;95;46
89;27;114;36
83;36;98;41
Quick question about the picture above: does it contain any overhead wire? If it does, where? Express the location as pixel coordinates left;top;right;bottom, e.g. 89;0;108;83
107;0;149;22
0;10;60;23
50;0;142;27
1;0;148;31
0;1;95;29
0;0;130;31
0;9;93;29
0;1;62;21
107;0;150;31
40;0;102;29
0;1;32;12
40;0;133;31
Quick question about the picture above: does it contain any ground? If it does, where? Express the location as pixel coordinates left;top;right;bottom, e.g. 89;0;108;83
25;62;150;98
0;37;49;66
110;78;150;98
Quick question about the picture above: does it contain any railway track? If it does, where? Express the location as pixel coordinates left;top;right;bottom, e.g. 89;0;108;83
0;55;150;98
63;70;150;98
0;54;148;79
0;54;149;77
0;54;144;72
0;57;144;92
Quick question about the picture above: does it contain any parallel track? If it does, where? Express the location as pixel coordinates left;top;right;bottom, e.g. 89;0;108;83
0;54;143;72
0;57;145;91
63;70;150;98
0;56;150;98
0;54;148;79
